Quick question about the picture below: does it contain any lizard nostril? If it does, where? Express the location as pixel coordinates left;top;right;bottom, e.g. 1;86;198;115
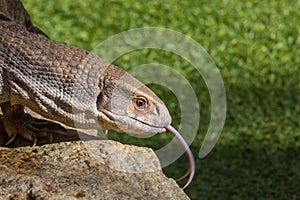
156;105;160;115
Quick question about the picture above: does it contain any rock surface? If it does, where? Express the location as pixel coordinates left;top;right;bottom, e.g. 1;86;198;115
0;139;190;199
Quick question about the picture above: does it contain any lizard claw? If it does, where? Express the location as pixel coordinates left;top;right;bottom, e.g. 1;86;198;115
32;134;38;147
5;132;17;146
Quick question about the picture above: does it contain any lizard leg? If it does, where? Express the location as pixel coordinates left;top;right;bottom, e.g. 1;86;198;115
1;103;31;145
1;102;66;145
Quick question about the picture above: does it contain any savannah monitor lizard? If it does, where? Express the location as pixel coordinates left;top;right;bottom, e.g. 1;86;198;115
0;0;195;189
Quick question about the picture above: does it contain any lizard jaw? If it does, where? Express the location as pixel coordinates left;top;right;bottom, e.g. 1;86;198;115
99;110;167;135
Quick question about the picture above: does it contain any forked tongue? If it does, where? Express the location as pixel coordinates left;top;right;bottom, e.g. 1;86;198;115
165;125;195;189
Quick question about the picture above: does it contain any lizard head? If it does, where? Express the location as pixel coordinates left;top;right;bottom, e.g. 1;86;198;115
95;64;194;189
96;65;171;135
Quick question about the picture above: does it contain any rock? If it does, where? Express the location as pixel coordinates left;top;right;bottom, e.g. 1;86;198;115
0;140;190;199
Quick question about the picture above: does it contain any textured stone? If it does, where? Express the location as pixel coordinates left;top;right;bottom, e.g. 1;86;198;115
0;140;189;199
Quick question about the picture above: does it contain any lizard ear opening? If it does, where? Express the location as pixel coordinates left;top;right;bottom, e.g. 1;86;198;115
96;91;104;111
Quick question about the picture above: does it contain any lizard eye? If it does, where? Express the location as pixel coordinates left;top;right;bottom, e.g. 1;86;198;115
134;97;147;110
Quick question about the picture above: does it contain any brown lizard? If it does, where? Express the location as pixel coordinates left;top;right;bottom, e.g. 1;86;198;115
0;0;195;189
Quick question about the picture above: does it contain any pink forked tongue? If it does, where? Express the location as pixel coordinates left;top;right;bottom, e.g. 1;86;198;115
165;125;195;189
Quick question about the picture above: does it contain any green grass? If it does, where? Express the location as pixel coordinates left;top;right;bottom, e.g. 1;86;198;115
23;0;300;199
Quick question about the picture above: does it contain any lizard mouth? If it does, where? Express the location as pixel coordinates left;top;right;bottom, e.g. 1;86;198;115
100;110;166;134
128;116;167;129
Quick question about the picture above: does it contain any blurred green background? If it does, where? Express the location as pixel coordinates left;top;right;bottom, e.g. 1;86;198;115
23;0;300;199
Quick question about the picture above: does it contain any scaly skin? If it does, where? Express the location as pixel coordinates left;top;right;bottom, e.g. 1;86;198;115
0;0;47;36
